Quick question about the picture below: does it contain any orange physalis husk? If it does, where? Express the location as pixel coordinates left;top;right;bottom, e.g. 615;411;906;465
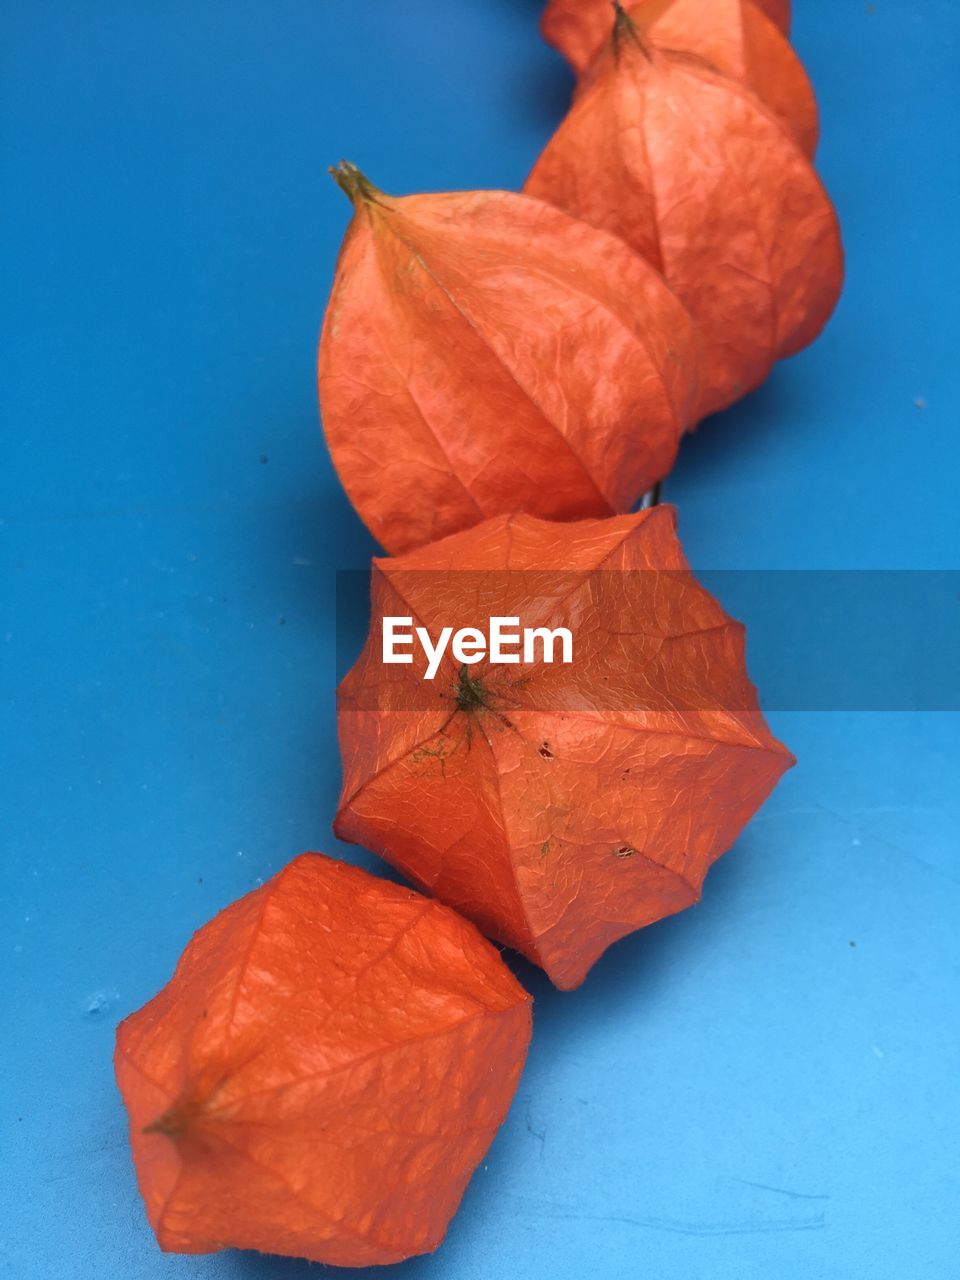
318;164;700;555
114;853;532;1267
335;508;794;991
542;0;791;69
542;0;817;156
751;0;791;32
525;7;843;419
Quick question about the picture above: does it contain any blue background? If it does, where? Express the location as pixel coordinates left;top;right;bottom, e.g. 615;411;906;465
2;2;958;1277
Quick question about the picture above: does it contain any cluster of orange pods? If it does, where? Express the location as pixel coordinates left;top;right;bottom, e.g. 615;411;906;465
116;2;840;1268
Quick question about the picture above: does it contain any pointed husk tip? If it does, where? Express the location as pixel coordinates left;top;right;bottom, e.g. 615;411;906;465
330;161;388;207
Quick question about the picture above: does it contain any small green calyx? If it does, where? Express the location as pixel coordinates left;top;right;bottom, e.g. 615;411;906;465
144;1102;195;1140
143;1092;211;1140
455;665;491;715
330;160;390;209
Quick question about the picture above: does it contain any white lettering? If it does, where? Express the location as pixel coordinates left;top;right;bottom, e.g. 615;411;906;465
419;626;453;681
382;617;574;679
451;627;486;666
382;617;414;664
523;626;573;664
489;616;521;663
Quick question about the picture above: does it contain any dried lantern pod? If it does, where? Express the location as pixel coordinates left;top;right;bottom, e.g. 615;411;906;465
754;0;790;29
335;509;794;990
115;853;531;1267
318;164;700;555
525;6;843;419
541;0;791;71
541;0;817;157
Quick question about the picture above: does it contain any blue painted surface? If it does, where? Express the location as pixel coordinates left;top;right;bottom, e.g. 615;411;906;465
2;2;958;1277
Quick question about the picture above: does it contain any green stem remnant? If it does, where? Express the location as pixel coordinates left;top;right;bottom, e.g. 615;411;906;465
611;2;652;61
143;1097;205;1140
329;160;390;209
455;665;492;715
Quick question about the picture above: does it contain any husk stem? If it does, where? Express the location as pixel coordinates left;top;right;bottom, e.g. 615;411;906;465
330;161;390;209
611;2;653;61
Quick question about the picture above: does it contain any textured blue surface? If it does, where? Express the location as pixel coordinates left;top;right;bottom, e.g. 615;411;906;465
2;2;958;1277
